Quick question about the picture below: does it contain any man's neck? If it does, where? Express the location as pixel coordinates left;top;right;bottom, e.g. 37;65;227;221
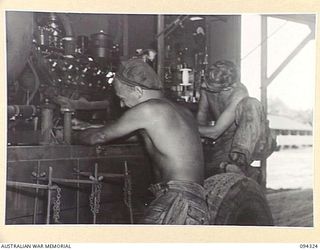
139;90;164;103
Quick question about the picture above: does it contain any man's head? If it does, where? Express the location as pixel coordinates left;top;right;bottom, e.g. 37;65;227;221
114;58;163;107
203;60;238;92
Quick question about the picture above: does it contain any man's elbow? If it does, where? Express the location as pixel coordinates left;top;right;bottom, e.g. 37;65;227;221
196;114;207;126
204;133;218;141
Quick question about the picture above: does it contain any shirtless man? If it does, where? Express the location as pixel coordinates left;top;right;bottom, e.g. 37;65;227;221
75;58;209;225
197;60;266;177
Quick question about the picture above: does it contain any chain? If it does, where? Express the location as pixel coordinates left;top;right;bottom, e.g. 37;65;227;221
123;176;132;208
52;186;62;223
89;182;102;215
124;178;128;207
123;167;134;224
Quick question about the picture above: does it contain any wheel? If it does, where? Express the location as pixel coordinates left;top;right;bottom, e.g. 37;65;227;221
204;173;274;226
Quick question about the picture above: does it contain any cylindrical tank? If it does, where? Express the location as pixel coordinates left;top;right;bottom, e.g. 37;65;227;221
90;31;113;60
6;11;34;84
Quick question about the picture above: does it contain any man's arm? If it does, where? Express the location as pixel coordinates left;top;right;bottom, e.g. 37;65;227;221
196;89;209;125
199;90;247;140
76;103;151;145
54;96;110;110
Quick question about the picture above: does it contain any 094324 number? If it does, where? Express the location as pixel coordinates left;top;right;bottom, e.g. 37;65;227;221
300;244;318;249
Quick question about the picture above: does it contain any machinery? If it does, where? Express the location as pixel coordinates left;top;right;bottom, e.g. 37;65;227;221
8;12;121;146
6;11;138;225
6;12;274;226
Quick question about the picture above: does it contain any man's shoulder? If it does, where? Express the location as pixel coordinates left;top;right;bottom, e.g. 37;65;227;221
225;83;248;105
231;82;248;95
131;98;172;115
139;98;173;108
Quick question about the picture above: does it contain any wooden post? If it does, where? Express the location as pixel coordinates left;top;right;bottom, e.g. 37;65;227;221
260;15;268;190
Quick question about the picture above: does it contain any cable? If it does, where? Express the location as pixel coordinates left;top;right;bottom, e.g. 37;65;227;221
241;20;288;61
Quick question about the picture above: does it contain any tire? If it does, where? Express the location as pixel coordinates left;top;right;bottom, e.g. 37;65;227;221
204;173;274;226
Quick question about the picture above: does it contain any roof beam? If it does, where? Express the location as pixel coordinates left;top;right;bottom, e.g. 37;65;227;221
265;30;314;87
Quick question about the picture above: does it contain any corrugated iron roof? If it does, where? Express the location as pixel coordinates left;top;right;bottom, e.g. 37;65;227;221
268;114;312;131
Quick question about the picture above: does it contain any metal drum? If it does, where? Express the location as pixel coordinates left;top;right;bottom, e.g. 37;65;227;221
90;31;113;60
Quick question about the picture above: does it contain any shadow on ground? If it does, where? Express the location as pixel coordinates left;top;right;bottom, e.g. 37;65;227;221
267;188;313;227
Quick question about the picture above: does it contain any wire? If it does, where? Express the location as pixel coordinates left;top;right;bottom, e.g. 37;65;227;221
241;20;288;61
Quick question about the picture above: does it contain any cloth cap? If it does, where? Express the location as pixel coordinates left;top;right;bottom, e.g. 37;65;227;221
206;60;238;88
115;58;163;90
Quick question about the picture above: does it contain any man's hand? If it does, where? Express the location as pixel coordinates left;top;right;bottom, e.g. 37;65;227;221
219;162;245;175
198;125;221;140
72;118;104;131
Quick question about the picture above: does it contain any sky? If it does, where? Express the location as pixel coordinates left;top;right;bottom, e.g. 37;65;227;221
240;14;316;111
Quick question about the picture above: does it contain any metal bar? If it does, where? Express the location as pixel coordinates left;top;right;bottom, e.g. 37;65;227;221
39;177;101;185
265;31;314;87
76;159;80;224
155;15;188;38
46;167;53;224
33;161;40;224
260;15;268;190
93;163;98;224
7;181;55;190
77;171;124;179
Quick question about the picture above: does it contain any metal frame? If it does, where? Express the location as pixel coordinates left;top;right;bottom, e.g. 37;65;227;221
260;14;315;188
6;162;133;224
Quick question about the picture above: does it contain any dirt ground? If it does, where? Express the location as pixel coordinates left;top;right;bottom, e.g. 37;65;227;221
263;147;314;227
266;188;313;227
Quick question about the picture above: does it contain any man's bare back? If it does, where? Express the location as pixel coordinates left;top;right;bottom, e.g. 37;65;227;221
136;99;204;184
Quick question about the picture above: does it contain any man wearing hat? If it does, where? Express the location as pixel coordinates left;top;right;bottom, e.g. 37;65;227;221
197;60;269;178
75;58;209;225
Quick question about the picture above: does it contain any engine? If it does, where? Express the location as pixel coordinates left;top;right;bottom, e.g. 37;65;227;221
7;12;121;146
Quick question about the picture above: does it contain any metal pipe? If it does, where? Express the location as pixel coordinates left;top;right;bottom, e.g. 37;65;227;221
32;162;40;224
7;105;37;119
56;13;74;37
39;177;101;185
64;112;72;144
92;163;98;224
46;167;53;224
77;171;124;179
7;181;56;190
61;107;74;144
76;160;80;224
40;100;54;145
